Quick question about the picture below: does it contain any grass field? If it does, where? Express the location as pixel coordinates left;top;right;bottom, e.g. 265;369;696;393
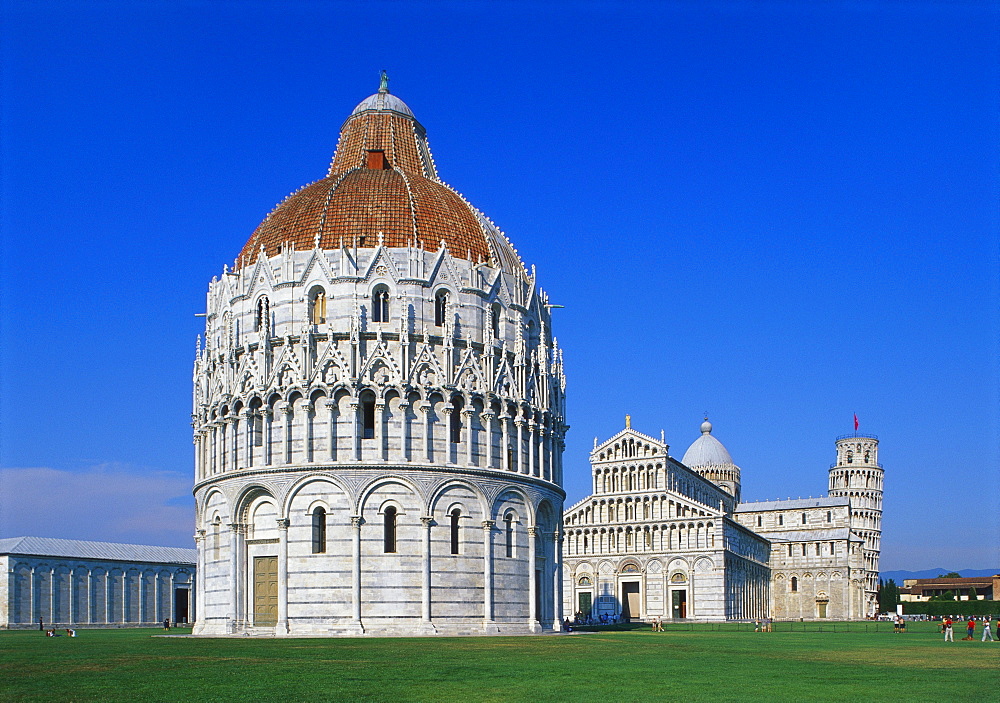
1;622;997;702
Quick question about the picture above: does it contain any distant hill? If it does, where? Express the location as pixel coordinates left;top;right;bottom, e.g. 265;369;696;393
881;568;1000;583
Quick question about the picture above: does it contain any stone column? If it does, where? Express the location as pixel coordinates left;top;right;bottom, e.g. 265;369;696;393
527;421;537;477
398;402;411;462
194;530;205;629
229;416;239;471
276;518;290;635
421;517;436;632
228;523;241;632
552;529;563;629
441;407;454;465
500;415;511;471
420;403;432;463
374;402;385;462
325;399;337;461
514;419;525;474
462;409;476;466
121;569;128;623
242;410;254;468
168;572;176;626
539;427;548;481
48;566;56;626
263;409;273;466
281;403;293;464
304;404;315;463
350;516;364;632
481;521;498;633
481;412;495;469
527;527;538;632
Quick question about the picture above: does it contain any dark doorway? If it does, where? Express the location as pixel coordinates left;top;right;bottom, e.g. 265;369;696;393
174;588;190;624
621;582;640;621
671;589;687;619
578;592;592;618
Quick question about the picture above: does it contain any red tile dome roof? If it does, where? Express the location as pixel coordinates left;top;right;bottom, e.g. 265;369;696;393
236;85;525;277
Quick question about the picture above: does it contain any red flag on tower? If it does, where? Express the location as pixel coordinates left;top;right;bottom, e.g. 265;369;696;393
853;413;859;431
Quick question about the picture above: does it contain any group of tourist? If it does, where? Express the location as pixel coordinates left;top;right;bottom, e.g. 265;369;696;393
941;616;995;642
43;628;75;637
572;611;623;626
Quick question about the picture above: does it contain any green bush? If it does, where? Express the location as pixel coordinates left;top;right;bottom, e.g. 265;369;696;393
901;600;997;616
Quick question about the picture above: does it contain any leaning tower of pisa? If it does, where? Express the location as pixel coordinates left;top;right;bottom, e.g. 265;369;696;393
828;434;882;616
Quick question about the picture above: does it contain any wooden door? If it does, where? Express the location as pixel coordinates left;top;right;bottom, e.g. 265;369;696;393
621;582;640;621
253;556;278;626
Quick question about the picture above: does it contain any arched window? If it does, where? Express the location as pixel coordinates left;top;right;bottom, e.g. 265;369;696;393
309;288;327;325
504;513;514;558
450;508;461;555
312;507;327;554
757;516;762;527
864;450;870;463
801;512;807;524
846;450;853;464
491;303;501;338
255;297;269;332
372;289;389;323
434;291;448;327
361;394;376;440
383;506;397;553
778;514;783;526
790;576;798;592
826;511;832;523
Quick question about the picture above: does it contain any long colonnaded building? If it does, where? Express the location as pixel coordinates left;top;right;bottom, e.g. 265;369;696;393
192;76;567;636
563;420;882;621
0;536;195;629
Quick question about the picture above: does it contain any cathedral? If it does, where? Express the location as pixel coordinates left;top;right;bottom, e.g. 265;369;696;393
191;76;567;636
562;419;882;621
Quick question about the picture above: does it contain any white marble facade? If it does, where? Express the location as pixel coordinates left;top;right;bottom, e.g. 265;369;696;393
562;422;770;622
192;84;567;636
563;423;882;621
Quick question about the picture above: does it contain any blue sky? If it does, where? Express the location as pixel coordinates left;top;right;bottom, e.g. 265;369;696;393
1;1;996;572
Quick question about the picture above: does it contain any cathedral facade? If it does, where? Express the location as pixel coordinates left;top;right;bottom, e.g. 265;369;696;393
563;421;881;621
192;79;567;636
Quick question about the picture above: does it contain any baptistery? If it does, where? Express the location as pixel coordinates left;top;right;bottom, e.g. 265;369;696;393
191;77;567;636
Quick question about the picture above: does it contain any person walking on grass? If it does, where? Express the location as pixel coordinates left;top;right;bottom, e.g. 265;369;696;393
944;617;954;642
982;618;993;642
966;618;975;640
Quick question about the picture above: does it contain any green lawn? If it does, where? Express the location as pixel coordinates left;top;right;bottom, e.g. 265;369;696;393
1;622;997;702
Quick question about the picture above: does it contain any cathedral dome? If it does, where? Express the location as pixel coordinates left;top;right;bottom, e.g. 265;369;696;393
235;82;525;278
681;420;735;468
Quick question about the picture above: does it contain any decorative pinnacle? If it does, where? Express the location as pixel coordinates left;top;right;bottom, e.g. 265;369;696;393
625;414;631;429
379;69;389;94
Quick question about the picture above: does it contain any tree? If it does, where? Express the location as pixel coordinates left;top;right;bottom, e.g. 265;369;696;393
968;587;978;600
938;572;962;578
877;579;900;613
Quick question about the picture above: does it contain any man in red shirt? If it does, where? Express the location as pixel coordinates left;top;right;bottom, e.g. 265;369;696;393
966;618;975;640
944;618;954;642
